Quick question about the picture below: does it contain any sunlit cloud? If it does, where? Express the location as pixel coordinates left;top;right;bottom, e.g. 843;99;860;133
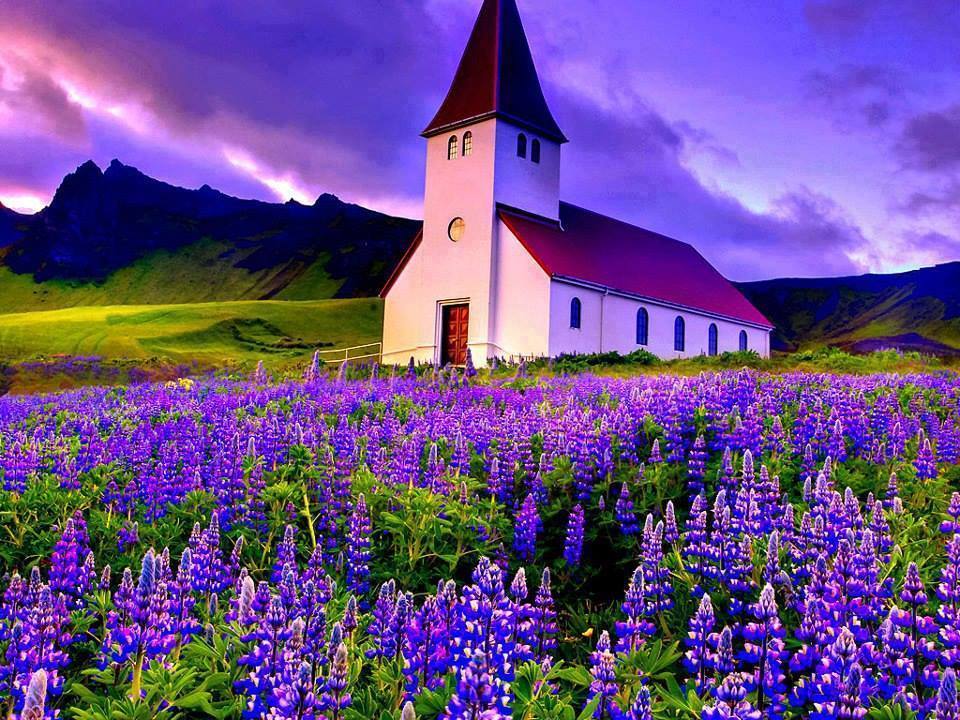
223;148;314;204
0;192;46;213
58;79;97;111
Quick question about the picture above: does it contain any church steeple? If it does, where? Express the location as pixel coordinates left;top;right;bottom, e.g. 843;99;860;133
423;0;566;143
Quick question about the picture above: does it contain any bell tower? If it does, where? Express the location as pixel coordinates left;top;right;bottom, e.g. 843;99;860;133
382;0;566;366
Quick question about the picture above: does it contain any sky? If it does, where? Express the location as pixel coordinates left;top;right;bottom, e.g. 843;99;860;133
0;0;958;281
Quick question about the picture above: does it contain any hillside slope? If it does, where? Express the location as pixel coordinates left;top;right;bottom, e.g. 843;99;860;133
737;262;960;354
0;160;420;311
0;298;383;367
0;203;26;247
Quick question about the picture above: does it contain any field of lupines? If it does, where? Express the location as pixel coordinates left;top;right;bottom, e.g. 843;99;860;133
1;359;960;720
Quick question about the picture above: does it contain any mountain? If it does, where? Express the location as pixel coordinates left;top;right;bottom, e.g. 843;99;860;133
0;160;420;308
737;262;960;355
0;202;26;248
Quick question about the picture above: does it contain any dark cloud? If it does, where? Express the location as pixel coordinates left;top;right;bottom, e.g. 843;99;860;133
896;105;960;172
804;0;880;34
804;0;960;39
901;182;960;218
902;230;960;258
805;64;904;129
552;83;869;280
0;54;87;141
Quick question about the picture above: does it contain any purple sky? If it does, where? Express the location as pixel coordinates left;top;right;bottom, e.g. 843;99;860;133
1;0;959;280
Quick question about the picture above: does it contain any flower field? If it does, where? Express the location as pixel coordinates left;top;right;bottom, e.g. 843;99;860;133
1;366;959;720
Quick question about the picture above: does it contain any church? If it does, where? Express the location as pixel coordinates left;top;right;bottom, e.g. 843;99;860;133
381;0;773;366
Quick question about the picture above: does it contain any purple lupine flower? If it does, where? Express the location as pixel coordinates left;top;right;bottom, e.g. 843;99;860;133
740;584;787;717
273;524;299;584
688;434;708;495
586;632;620;719
627;685;653;720
684;594;716;693
527;569;557;663
272;660;320;719
319;643;352;718
616;567;654;654
702;673;761;720
118;521;139;553
513;493;540;562
916;436;938;480
664;501;679;545
649;438;663;464
20;668;47;720
443;652;497;720
938;668;960;720
464;349;478;379
50;517;92;609
640;515;672;614
938;534;960;667
345;494;372;598
564;504;585;568
838;664;867;720
683;494;710;596
615;483;640;536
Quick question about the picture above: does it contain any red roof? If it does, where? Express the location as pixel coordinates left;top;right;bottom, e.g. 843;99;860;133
500;203;774;328
423;0;566;143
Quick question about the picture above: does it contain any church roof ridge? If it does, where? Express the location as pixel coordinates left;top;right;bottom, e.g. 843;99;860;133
499;203;775;329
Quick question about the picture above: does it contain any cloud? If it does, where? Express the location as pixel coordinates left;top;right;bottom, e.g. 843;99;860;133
804;0;880;34
896;105;960;173
0;0;444;207
899;230;960;266
551;80;871;279
0;51;87;142
805;64;905;129
901;181;960;218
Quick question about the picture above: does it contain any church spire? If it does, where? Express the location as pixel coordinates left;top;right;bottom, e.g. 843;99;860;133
422;0;566;143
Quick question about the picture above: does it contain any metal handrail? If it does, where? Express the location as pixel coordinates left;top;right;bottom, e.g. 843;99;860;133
317;342;382;365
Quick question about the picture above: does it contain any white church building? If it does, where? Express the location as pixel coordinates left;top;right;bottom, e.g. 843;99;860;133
381;0;773;366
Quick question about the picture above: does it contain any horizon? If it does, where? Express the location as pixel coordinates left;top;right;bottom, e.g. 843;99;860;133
1;0;959;281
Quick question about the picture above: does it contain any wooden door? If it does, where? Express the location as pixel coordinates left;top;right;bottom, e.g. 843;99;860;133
441;304;469;366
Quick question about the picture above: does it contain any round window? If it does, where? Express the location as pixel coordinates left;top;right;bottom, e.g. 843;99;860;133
448;217;466;242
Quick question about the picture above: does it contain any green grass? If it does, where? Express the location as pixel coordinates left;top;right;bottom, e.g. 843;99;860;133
0;298;383;369
0;239;344;313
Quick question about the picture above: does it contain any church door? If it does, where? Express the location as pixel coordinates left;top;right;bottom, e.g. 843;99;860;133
441;304;469;366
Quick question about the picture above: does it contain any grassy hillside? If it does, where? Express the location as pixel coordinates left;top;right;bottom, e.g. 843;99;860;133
0;298;383;368
737;262;960;355
0;240;346;313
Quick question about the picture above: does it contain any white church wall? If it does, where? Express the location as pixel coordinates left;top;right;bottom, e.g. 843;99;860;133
491;222;551;360
493;122;561;222
383;119;501;366
548;280;771;359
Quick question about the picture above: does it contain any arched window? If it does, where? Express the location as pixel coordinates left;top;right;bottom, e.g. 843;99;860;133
674;316;686;352
708;323;719;356
447;135;459;160
531;139;541;164
739;330;749;352
636;307;649;346
570;297;582;329
462;131;473;157
517;133;527;159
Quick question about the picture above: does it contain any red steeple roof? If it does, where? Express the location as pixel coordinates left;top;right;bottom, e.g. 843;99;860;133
423;0;567;143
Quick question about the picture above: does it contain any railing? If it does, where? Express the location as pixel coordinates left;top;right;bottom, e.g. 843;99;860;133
317;342;382;366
